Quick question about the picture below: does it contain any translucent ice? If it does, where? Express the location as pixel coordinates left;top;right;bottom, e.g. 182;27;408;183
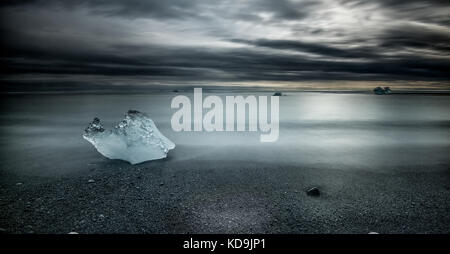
83;110;175;164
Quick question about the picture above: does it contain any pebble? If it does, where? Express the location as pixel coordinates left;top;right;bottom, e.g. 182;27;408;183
68;232;79;234
306;187;320;197
16;182;23;186
88;179;95;183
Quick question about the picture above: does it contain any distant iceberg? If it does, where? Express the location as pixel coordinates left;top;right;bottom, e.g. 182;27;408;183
83;110;175;164
373;86;392;95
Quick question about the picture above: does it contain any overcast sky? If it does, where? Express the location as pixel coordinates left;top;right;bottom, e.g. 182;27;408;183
1;0;450;90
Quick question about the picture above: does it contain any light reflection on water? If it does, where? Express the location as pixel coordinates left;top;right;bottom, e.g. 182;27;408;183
0;92;449;176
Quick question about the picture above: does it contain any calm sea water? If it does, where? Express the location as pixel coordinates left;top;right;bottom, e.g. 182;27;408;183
1;92;449;176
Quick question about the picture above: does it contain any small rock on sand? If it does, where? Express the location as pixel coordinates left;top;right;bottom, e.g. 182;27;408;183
88;179;95;183
306;187;320;196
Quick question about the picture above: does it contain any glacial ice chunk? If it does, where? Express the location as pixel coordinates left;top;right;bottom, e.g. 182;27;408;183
373;86;392;95
83;110;175;164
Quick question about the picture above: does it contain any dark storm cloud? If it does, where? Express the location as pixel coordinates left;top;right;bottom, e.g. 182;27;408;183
246;0;319;21
229;39;380;59
341;0;450;26
342;0;450;9
3;39;448;81
379;25;450;52
1;0;450;90
0;0;199;19
0;0;318;21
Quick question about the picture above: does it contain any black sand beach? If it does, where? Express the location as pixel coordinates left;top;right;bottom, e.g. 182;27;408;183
1;92;449;234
